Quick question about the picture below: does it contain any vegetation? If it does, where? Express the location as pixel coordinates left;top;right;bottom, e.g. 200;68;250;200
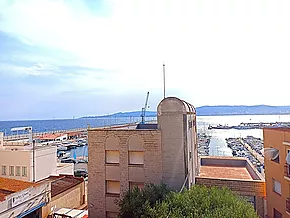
118;184;258;218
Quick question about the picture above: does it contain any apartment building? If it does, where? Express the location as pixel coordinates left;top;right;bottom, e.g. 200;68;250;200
88;97;198;217
0;133;73;182
264;128;290;218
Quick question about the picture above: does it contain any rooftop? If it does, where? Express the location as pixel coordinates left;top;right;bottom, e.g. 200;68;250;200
38;175;83;197
198;156;264;181
199;165;253;180
0;177;36;201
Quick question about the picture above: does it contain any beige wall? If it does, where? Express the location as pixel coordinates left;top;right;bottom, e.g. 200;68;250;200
30;146;57;182
157;97;197;191
88;129;162;218
42;182;85;217
0;150;31;182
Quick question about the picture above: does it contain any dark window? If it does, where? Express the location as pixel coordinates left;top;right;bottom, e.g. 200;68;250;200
273;208;282;218
188;121;193;129
272;154;280;163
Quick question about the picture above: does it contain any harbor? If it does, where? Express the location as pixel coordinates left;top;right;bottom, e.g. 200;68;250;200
197;133;210;156
208;121;290;130
225;136;264;174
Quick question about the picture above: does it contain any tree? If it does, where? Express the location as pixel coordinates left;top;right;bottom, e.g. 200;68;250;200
147;185;259;218
119;184;259;218
118;183;170;218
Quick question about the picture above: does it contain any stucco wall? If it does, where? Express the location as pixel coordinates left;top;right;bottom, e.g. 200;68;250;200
0;150;30;182
42;182;85;217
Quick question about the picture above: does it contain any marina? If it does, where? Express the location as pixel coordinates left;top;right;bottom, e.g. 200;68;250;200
208;122;290;130
197;133;210;156
225;136;264;173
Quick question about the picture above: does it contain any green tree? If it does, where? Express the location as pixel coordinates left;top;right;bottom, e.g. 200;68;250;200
147;185;258;218
118;183;170;218
119;184;258;218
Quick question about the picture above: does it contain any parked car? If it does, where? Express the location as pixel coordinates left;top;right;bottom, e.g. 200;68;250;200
74;169;88;178
60;158;77;164
77;159;88;163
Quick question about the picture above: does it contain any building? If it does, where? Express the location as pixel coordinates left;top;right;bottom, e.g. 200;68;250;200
40;175;86;217
88;97;198;217
0;134;74;182
0;177;50;218
196;156;266;217
263;128;290;218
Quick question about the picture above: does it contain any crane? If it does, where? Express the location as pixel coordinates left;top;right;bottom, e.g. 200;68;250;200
140;91;150;124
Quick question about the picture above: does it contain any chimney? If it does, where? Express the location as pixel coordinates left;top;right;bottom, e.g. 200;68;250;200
0;132;3;148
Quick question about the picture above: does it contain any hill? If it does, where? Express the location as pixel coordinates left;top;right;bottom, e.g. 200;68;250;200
81;105;290;118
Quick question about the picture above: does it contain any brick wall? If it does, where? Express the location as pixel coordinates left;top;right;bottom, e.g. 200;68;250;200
88;129;162;218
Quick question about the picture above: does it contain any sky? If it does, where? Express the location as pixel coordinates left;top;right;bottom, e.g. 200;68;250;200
1;0;290;120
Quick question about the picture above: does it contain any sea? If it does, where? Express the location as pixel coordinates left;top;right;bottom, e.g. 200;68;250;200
1;114;289;158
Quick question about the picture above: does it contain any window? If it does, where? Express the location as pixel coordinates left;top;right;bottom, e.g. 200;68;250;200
106;151;119;164
16;166;20;176
274;208;282;218
22;166;27;177
9;166;14;176
129;182;144;191
271;147;280;163
106;181;120;195
2;166;6;175
129;151;144;165
273;178;281;195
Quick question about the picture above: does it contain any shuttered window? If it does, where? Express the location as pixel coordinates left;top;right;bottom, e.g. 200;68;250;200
106;181;120;194
129;151;144;165
106;151;120;164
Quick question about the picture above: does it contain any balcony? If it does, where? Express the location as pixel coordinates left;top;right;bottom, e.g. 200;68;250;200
286;198;290;214
284;164;290;179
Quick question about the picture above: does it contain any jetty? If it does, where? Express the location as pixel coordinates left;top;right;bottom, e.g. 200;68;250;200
209;122;290;130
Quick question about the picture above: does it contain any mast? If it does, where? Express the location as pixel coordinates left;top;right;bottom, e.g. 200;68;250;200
163;63;166;99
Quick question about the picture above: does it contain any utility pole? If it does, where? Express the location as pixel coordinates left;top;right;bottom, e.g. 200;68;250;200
33;140;35;182
163;63;166;99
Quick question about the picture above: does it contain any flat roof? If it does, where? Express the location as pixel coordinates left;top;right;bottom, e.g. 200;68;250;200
38;175;83;197
199;166;253;180
0;177;36;201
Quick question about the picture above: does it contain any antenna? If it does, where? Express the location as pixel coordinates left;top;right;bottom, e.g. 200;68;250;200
163;63;166;99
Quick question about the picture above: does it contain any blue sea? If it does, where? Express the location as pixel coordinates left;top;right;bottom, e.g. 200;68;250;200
1;114;290;157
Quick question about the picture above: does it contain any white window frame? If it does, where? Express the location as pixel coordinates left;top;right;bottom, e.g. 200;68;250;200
22;166;27;177
273;178;281;195
2;165;6;175
15;166;20;176
9;166;14;176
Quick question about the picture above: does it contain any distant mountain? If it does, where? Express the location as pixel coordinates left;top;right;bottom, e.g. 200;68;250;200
196;105;290;116
80;105;290;118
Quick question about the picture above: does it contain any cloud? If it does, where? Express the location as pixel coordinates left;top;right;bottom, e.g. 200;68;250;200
1;0;290;120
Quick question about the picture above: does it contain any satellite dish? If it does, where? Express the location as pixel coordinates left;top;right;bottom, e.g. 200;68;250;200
264;147;279;160
286;152;290;165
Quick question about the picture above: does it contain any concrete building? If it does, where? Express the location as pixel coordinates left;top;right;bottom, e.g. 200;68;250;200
40;175;86;217
0;177;50;218
88;97;197;217
196;156;266;217
0;134;74;182
263;128;290;218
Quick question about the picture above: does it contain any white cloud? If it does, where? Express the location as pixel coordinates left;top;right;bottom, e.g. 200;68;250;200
1;0;290;107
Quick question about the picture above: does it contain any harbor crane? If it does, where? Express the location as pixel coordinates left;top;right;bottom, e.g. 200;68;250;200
140;92;150;124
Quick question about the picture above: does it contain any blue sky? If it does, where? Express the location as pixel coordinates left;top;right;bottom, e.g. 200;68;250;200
1;0;290;120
